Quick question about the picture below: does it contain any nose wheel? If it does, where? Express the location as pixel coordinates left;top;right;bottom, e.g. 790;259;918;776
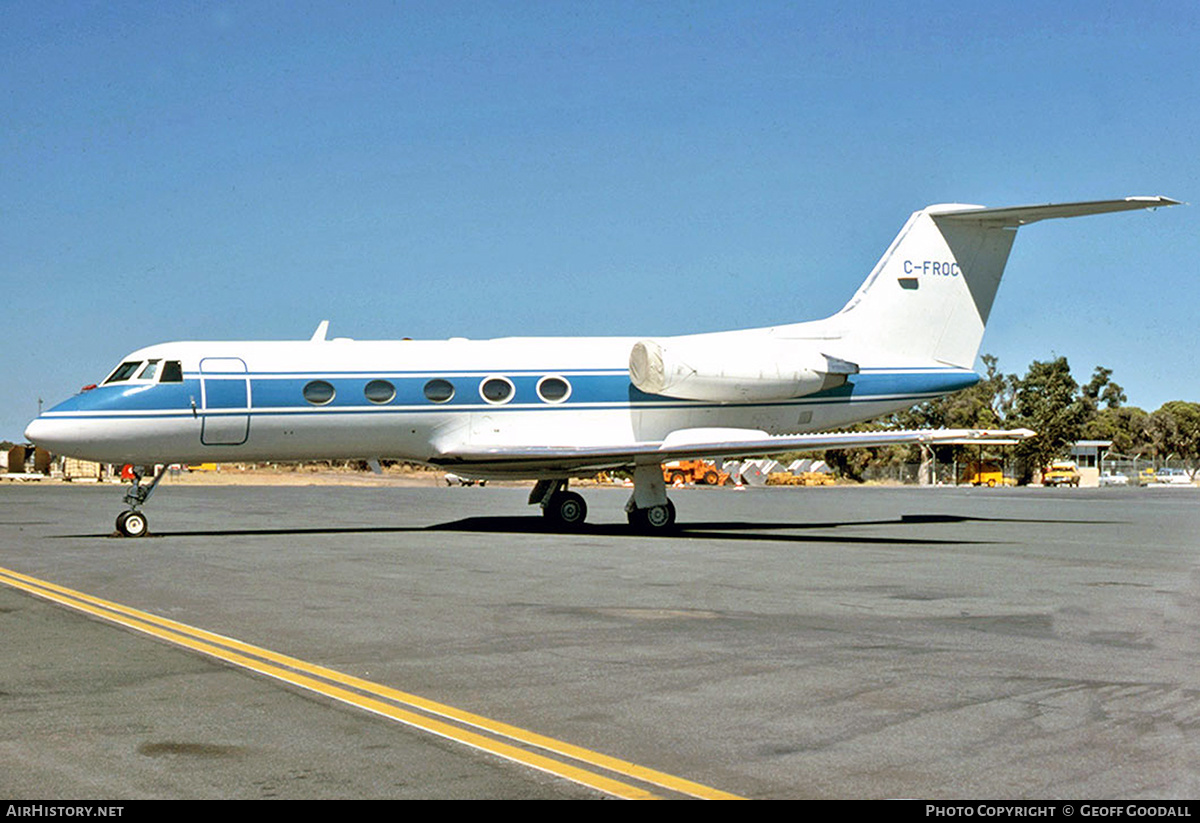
115;510;149;538
113;465;166;537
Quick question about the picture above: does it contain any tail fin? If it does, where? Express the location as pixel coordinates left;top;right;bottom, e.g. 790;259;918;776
826;196;1178;369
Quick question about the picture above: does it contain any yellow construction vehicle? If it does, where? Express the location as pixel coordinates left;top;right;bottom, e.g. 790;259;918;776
662;460;730;486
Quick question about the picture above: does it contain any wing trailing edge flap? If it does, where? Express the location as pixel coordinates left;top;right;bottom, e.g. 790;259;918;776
432;427;1036;475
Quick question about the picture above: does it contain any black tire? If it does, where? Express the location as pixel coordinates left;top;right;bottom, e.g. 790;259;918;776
627;500;677;532
117;510;148;538
544;491;587;528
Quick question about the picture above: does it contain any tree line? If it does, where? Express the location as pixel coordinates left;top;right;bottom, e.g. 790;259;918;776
818;355;1200;483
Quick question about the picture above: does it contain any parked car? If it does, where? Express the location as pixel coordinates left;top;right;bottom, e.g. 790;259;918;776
1098;471;1129;486
1042;461;1080;487
1153;468;1194;485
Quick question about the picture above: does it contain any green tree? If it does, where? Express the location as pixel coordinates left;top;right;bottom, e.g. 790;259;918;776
1082;366;1127;411
1146;401;1200;477
1008;357;1089;479
1082;405;1149;457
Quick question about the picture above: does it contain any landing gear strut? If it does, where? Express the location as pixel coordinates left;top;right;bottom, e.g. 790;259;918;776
530;479;588;529
625;463;677;532
115;465;166;537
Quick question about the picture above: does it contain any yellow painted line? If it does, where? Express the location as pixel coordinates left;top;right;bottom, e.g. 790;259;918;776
0;566;742;800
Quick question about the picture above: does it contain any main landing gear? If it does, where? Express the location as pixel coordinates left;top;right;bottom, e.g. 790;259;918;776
530;479;589;529
529;464;678;532
626;499;677;530
115;465;166;537
624;463;676;532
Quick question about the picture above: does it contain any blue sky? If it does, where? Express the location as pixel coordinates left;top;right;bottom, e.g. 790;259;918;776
3;1;1197;441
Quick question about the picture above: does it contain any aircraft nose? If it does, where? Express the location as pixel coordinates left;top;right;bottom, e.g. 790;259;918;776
24;417;78;455
25;417;52;447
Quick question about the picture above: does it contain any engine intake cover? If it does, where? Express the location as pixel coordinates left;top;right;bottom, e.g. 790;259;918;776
629;338;857;402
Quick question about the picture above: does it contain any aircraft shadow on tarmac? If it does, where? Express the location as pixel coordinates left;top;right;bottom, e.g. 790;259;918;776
427;516;984;545
68;512;1114;543
422;513;1101;545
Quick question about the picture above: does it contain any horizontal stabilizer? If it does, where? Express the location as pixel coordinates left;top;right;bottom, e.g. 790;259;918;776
931;196;1180;227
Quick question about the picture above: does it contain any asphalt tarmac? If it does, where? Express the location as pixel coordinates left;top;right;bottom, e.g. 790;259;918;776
2;482;1198;799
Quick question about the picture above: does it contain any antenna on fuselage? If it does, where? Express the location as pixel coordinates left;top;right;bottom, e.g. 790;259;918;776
310;320;330;342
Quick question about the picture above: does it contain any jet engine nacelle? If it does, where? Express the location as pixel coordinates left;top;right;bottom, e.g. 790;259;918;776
628;338;858;402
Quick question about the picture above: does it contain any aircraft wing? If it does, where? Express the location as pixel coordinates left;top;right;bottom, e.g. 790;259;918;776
430;427;1034;478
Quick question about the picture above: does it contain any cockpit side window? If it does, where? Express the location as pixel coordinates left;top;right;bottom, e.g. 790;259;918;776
104;361;143;384
160;361;183;382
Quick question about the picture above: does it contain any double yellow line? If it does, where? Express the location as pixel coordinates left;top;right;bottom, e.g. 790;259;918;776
0;565;742;800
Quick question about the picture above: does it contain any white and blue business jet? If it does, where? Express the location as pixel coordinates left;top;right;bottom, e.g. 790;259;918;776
26;196;1177;536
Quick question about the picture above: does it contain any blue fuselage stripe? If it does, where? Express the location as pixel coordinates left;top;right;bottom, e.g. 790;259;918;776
44;368;979;419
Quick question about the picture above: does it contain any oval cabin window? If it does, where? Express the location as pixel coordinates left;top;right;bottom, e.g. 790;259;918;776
364;380;396;404
536;376;571;403
423;379;455;403
480;377;514;404
303;380;336;405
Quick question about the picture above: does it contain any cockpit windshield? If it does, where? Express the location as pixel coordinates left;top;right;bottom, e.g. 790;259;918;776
102;359;184;384
137;360;160;380
104;361;143;383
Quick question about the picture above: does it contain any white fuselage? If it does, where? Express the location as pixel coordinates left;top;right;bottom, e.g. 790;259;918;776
26;331;977;475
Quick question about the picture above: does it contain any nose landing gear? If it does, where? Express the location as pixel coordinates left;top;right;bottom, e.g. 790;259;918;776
115;465;166;537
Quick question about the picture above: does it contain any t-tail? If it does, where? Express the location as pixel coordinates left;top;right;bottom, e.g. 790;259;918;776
813;196;1179;369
